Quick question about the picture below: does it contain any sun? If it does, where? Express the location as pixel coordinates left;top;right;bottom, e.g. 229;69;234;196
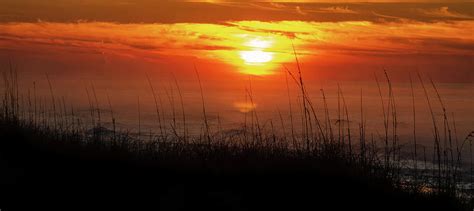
236;38;275;75
239;50;273;64
214;35;295;75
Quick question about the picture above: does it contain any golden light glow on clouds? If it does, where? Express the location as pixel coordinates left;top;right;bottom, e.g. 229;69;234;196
235;36;289;75
0;20;472;76
205;31;297;75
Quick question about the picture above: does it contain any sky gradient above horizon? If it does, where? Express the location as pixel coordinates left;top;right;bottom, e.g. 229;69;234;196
0;1;472;82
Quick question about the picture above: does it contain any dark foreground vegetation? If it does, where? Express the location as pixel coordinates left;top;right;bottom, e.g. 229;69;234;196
0;117;467;211
1;65;472;210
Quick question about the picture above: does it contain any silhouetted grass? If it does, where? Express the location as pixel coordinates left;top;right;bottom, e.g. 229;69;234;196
0;63;472;210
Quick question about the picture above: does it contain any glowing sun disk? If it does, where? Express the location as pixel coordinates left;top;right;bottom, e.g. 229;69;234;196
239;50;273;64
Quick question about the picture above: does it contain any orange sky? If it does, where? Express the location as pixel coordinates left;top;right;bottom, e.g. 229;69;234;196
0;1;473;82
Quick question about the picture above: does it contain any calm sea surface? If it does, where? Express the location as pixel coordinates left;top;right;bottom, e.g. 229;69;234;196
13;71;473;153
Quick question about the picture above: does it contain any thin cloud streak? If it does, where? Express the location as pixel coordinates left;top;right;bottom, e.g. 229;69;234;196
1;1;473;23
0;20;472;61
0;1;472;81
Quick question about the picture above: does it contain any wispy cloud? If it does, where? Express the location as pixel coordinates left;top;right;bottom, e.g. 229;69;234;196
318;6;358;14
1;20;472;60
0;19;472;81
296;6;307;15
1;1;473;24
418;6;473;19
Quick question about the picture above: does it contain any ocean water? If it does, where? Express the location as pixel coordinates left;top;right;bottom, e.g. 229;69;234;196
12;71;474;151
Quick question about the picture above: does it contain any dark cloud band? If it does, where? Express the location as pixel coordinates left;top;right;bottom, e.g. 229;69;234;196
0;1;472;23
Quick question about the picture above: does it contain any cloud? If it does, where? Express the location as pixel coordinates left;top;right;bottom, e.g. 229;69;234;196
0;18;472;81
269;2;286;8
371;11;408;22
1;1;473;24
296;6;307;15
419;6;473;19
318;6;358;14
0;20;472;69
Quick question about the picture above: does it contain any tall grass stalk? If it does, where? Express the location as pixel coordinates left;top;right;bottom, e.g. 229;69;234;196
172;73;187;143
321;89;333;142
292;45;309;151
45;73;57;131
430;77;455;190
138;96;141;140
409;74;418;183
360;88;366;164
284;65;325;147
375;73;389;168
163;81;177;137
146;73;165;141
33;81;37;126
83;82;95;128
194;65;211;146
339;86;352;160
284;68;296;148
106;90;116;139
91;83;101;129
246;77;262;143
417;72;442;191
